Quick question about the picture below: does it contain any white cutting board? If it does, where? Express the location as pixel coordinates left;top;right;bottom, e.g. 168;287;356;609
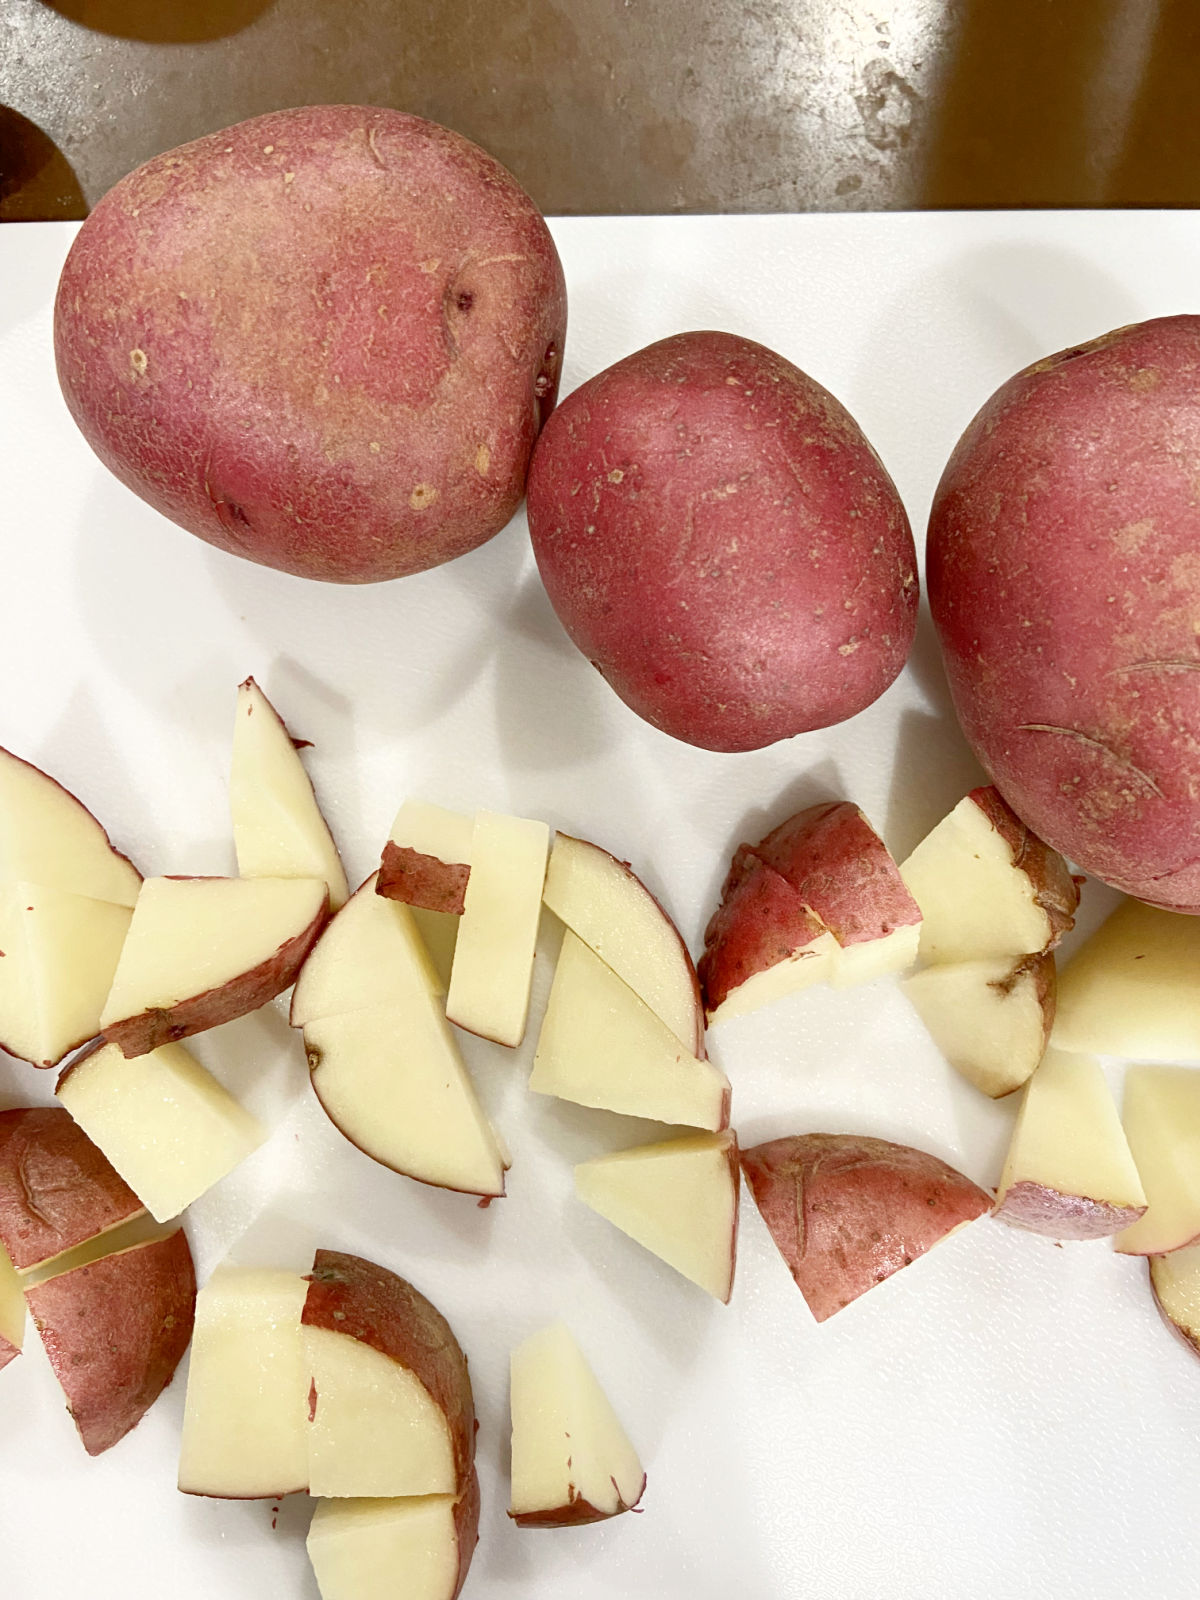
1;214;1198;1600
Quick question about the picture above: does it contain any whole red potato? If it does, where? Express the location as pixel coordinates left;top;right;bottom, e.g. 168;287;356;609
526;331;918;752
928;316;1200;909
54;106;566;583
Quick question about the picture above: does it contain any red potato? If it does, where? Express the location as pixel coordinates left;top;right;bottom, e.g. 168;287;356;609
928;316;1200;908
25;1228;196;1455
741;1134;991;1322
0;1107;144;1272
699;852;836;1023
527;331;918;752
54;106;567;584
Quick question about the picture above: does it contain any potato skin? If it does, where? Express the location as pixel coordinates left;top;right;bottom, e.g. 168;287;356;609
54;106;566;583
928;316;1200;908
527;331;918;751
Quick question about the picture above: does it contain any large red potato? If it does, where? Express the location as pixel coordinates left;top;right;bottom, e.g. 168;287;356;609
526;331;918;751
54;106;566;584
928;316;1200;908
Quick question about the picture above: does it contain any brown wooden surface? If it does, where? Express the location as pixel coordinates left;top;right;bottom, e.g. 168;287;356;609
2;0;1198;219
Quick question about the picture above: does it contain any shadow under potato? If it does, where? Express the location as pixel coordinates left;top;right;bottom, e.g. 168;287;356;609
0;105;86;220
38;0;275;43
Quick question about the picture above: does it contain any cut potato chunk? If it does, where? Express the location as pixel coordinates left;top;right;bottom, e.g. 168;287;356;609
411;907;458;991
994;1050;1147;1239
1116;1067;1200;1255
378;801;473;913
56;1040;265;1222
1053;900;1200;1060
304;1005;507;1198
531;932;729;1129
1150;1243;1200;1358
445;811;549;1048
290;874;444;1028
178;1267;311;1498
307;1483;480;1600
0;1239;23;1371
575;1131;738;1302
543;832;705;1056
101;875;327;1056
0;882;131;1067
0;745;141;907
509;1320;645;1526
231;677;348;910
903;953;1055;1098
29;1228;195;1456
701;855;839;1025
900;787;1077;964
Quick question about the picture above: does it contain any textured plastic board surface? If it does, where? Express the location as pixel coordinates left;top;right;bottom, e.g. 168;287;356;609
0;216;1196;1600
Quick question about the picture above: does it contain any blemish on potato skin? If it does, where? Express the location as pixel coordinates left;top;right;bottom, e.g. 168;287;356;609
409;483;439;510
129;348;148;378
475;444;491;475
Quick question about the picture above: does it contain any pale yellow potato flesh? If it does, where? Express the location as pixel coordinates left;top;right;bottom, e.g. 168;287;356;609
387;801;474;865
903;957;1050;1098
178;1267;310;1498
290;874;444;1027
304;1005;507;1197
996;1050;1147;1237
542;833;703;1055
832;922;922;989
575;1130;738;1301
0;748;140;907
0;1238;23;1358
410;908;459;991
1053;900;1200;1061
900;796;1054;964
101;875;326;1029
304;1324;456;1498
530;931;729;1130
231;679;348;910
509;1320;644;1524
0;882;131;1066
56;1040;265;1222
445;811;549;1048
705;925;838;1026
307;1496;461;1600
1149;1242;1200;1351
1116;1067;1200;1254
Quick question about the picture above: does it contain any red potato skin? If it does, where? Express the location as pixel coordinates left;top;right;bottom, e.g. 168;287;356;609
968;788;1079;950
450;1468;482;1597
102;880;328;1057
527;331;918;752
0;1334;17;1372
993;1182;1144;1241
741;1134;992;1322
377;841;470;913
25;1228;196;1455
54;106;567;584
510;1469;647;1528
699;853;828;1017
0;1107;144;1271
756;801;921;948
928;317;1200;909
303;1250;476;1492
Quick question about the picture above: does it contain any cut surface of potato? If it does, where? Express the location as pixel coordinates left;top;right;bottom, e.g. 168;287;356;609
302;1252;475;1497
900;788;1077;964
178;1266;310;1498
543;832;705;1056
0;881;131;1067
101;874;327;1055
411;907;459;991
0;1106;144;1273
994;1050;1147;1239
509;1320;645;1526
307;1485;479;1600
531;931;729;1130
28;1228;195;1456
1053;900;1200;1060
1115;1067;1200;1255
0;745;141;907
575;1131;738;1302
56;1040;265;1222
445;810;549;1047
378;801;474;913
290;873;444;1027
1150;1243;1200;1358
231;677;348;910
305;1005;507;1198
903;954;1055;1098
0;1239;23;1370
741;1134;991;1321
